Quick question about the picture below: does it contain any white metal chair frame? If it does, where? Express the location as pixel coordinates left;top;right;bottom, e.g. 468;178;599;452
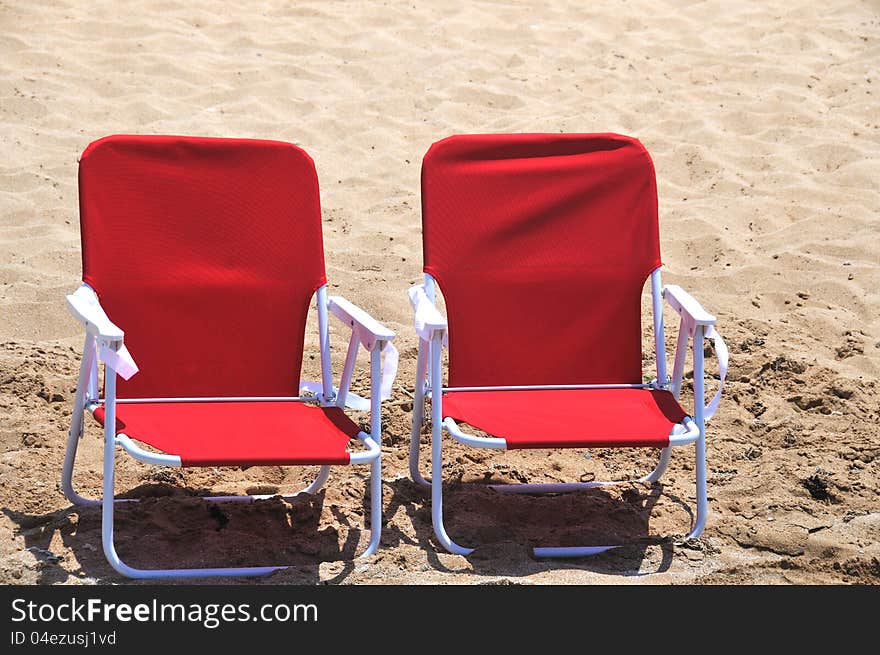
408;267;726;558
62;283;395;578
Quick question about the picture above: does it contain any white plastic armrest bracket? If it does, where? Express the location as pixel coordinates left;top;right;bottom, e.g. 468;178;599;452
67;285;139;380
664;284;727;420
327;295;398;401
328;295;395;351
663;284;716;335
408;284;447;343
66;284;124;340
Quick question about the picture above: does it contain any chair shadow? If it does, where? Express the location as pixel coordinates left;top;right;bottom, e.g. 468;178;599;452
382;475;690;579
7;474;695;584
3;483;363;585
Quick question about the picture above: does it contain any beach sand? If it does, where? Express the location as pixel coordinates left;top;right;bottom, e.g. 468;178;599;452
1;0;878;584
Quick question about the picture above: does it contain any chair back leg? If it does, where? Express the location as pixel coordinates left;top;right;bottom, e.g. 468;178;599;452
62;333;100;507
409;341;430;486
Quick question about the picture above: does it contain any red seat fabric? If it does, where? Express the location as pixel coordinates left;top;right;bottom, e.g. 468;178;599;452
93;401;360;467
78;135;327;399
442;389;687;449
421;133;661;387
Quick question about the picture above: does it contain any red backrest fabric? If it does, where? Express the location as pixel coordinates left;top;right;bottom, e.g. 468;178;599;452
421;133;661;387
79;135;327;398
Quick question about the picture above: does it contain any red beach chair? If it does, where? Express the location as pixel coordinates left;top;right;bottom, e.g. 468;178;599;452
62;135;396;578
408;133;728;557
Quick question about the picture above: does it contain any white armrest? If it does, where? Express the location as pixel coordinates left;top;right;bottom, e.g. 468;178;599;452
665;284;727;422
66;284;124;340
328;295;395;351
663;284;716;327
408;284;447;341
66;284;138;380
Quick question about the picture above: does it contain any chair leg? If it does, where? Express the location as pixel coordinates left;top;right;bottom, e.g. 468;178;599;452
685;426;708;540
100;457;379;577
61;334;100;507
428;335;472;555
430;419;474;556
532;545;620;557
431;427;616;558
359;456;382;558
61;402;101;507
408;343;430;487
99;375;283;579
686;327;709;540
456;441;698;558
435;413;704;556
639;447;672;483
100;455;283;578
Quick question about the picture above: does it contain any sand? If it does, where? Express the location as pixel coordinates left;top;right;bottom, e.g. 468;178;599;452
1;0;878;585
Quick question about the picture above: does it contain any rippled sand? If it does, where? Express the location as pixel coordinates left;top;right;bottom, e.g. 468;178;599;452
1;0;878;584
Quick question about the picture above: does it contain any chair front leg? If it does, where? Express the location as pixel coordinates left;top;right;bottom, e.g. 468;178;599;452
359;455;382;558
358;343;386;557
686;326;709;539
99;347;282;578
428;333;473;556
